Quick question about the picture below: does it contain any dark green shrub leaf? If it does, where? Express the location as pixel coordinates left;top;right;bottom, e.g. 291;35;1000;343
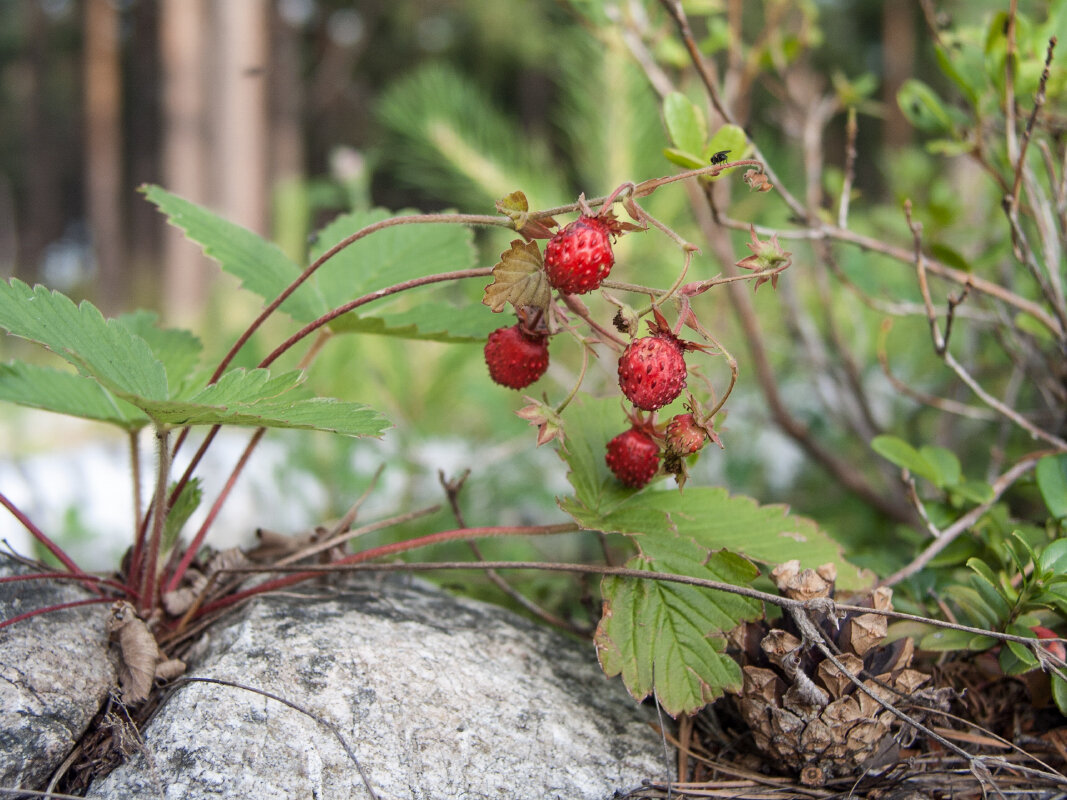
1036;454;1067;519
871;435;939;484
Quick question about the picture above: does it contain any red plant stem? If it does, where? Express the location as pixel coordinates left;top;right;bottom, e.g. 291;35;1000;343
195;522;578;617
210;214;505;385
259;267;494;369
139;427;171;614
0;490;91;579
0;597;114;631
164;427;266;595
0;571;131;597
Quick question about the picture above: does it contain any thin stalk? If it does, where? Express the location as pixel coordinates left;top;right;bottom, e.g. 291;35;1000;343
210;214;504;385
260;268;493;369
139;426;171;614
0;596;114;632
163;269;492;540
0;491;89;579
0;571;130;596
197;522;578;616
164;427;266;595
129;429;142;543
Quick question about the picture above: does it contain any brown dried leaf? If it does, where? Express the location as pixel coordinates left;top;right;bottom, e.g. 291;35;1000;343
109;601;162;704
482;239;550;313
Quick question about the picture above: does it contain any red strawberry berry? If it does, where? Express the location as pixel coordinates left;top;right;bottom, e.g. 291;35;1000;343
617;333;687;410
605;427;660;488
484;324;549;389
665;413;707;456
544;215;615;294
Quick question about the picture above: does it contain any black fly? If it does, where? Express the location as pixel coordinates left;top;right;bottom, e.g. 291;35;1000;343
710;150;731;165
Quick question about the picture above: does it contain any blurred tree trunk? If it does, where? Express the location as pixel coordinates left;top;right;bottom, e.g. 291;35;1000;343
22;3;65;282
84;0;125;313
882;0;915;149
128;0;161;303
160;0;210;324
212;0;269;237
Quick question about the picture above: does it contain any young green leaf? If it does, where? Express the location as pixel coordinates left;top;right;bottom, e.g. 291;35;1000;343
162;478;203;550
143;185;327;323
871;435;940;484
897;79;957;134
596;532;760;716
663;92;707;157
703;124;749;168
1039;538;1067;576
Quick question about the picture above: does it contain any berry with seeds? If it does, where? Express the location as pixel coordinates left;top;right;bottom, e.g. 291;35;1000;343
484;324;549;390
617;333;687;410
665;413;707;456
544;215;615;294
605;427;660;488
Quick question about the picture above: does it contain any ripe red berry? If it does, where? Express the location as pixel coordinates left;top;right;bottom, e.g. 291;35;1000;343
484;324;549;390
665;413;707;456
544;215;615;295
605;427;660;488
617;334;687;410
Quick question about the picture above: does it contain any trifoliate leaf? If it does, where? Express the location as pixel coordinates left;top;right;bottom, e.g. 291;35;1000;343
596;533;761;716
482;239;551;313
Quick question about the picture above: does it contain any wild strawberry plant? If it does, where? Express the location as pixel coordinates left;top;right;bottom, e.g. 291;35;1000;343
0;150;874;716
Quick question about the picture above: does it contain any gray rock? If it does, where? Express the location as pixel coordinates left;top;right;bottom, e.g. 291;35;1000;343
88;576;667;800
0;554;116;789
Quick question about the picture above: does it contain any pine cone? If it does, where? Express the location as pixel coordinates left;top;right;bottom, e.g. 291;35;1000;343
730;561;944;786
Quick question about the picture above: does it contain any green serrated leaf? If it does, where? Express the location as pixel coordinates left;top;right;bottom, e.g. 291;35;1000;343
1036;454;1067;519
142;185;327;323
0;362;148;429
118;311;202;394
136;368;390;436
871;435;940;484
0;279;169;402
330;304;500;342
559;401;869;589
596;535;760;716
309;209;478;327
663;92;707;156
